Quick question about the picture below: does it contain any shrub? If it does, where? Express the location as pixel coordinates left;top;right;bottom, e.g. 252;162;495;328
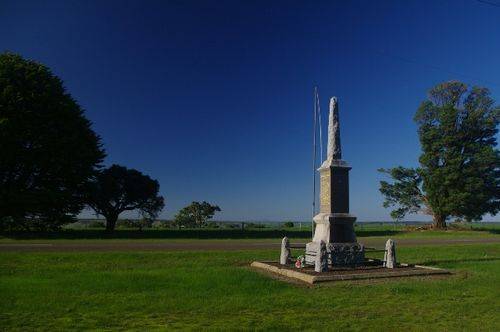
245;223;266;229
116;219;136;229
87;220;105;228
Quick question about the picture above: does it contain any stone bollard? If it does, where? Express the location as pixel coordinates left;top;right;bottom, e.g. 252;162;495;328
280;236;291;265
383;239;396;268
315;241;329;273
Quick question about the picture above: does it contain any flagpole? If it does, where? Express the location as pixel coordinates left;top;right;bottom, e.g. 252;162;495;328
312;86;318;238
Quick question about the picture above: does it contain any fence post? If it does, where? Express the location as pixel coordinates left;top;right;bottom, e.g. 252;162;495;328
383;239;396;268
280;237;291;265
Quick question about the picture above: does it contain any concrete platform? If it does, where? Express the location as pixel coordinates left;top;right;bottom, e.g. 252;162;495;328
251;261;451;284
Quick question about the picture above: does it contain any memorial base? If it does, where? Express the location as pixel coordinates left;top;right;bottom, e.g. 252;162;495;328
251;261;451;285
305;242;365;266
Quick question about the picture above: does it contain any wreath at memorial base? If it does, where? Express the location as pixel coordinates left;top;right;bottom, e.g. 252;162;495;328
295;255;305;269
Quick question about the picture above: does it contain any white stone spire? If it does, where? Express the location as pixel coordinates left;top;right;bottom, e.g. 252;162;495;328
327;97;341;161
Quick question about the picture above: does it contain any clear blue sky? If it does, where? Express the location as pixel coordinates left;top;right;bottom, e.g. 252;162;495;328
1;0;499;221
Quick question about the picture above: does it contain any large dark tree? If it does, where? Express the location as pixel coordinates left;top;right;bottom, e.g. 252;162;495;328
380;81;500;228
174;201;221;228
85;164;165;232
0;53;105;231
379;167;429;221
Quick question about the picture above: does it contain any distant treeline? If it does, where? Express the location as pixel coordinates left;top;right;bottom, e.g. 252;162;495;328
71;219;500;230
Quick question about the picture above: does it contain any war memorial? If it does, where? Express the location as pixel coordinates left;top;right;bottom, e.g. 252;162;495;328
252;96;450;284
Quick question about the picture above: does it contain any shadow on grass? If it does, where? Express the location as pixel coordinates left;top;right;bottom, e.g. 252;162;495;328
1;228;404;240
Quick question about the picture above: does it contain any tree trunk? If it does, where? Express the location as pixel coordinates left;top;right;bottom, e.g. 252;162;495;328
433;214;447;229
105;214;118;232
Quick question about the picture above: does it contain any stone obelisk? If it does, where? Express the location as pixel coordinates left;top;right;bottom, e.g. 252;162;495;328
306;97;364;266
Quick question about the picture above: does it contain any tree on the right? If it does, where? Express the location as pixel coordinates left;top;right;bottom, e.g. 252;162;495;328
379;81;500;229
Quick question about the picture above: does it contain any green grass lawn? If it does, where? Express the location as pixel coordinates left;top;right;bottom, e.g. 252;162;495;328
1;243;499;330
1;223;499;243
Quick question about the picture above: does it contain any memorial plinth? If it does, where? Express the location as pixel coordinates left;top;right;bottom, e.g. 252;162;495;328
312;159;356;244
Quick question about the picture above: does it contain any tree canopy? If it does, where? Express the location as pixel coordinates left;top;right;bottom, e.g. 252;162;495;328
380;81;500;228
174;201;221;227
85;164;165;232
0;53;105;231
378;167;427;221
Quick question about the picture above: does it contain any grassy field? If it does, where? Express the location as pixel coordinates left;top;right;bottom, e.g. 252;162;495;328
1;242;499;330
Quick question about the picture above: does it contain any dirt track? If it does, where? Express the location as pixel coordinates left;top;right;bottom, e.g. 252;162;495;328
0;237;499;252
